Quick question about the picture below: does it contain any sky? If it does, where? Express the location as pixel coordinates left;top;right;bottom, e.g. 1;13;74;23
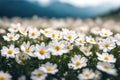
28;0;120;8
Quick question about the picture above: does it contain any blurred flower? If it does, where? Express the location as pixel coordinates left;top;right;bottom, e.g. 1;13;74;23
0;71;12;80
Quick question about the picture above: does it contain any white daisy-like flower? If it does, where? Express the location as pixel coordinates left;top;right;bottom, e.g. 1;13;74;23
94;70;101;80
48;40;66;56
0;71;12;80
8;23;21;32
0;29;6;34
96;52;116;63
18;27;28;36
47;30;62;40
80;46;92;56
86;36;96;44
78;68;95;80
62;28;78;43
97;62;117;76
75;36;86;46
39;62;58;74
61;41;73;53
20;41;35;57
68;55;87;70
1;44;19;58
3;32;20;41
28;27;40;39
100;28;113;37
91;27;101;35
114;33;120;46
31;69;47;80
98;37;116;52
40;28;52;37
15;53;30;64
34;42;50;60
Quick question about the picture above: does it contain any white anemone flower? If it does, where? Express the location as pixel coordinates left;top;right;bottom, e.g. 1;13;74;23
96;52;116;63
68;55;87;70
34;42;51;60
8;23;21;32
20;41;35;57
78;68;95;80
62;28;78;43
48;40;66;56
80;46;92;56
28;27;40;39
97;62;117;76
98;37;116;52
3;32;20;41
39;62;58;74
1;44;19;58
31;69;47;80
0;71;12;80
100;28;113;37
86;36;96;44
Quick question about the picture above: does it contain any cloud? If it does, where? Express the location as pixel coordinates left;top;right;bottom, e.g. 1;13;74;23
59;0;120;7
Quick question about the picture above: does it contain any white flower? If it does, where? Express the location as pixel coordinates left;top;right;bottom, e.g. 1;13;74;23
68;55;87;70
39;62;58;74
48;40;66;56
8;23;21;32
15;53;30;64
0;71;12;80
31;69;47;80
86;36;96;44
75;36;86;46
28;27;40;39
34;42;50;60
114;33;120;46
96;52;116;63
98;37;116;52
62;28;78;43
40;28;52;37
80;46;92;56
19;27;28;36
100;28;113;37
1;44;19;58
20;41;35;57
78;68;95;80
97;62;117;76
91;27;101;35
94;70;101;80
61;41;73;53
3;33;20;41
0;29;6;34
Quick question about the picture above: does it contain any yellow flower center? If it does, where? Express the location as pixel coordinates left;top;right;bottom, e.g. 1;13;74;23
58;35;61;39
52;33;56;38
55;45;61;51
39;49;45;55
104;43;109;48
84;73;90;78
66;46;70;49
79;40;83;43
47;67;52;72
25;48;30;53
75;61;81;66
0;76;5;80
104;66;109;70
89;39;93;42
84;49;88;53
7;49;13;54
44;30;48;33
18;55;23;61
67;35;72;40
9;35;13;40
13;27;17;30
104;56;109;61
36;73;42;77
31;32;35;36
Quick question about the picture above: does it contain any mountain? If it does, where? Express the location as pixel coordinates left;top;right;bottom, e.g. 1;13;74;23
0;0;119;18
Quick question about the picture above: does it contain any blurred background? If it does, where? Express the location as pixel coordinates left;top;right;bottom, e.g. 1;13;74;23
0;0;120;18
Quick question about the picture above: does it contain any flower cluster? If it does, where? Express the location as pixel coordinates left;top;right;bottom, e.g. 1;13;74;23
0;23;120;80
